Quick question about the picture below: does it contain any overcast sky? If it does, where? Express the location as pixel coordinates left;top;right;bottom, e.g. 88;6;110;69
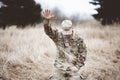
35;0;99;20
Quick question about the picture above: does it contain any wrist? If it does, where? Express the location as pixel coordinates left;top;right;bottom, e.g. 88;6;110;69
43;19;50;25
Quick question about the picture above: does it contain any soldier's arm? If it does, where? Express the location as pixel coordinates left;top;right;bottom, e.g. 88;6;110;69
43;9;58;42
76;36;87;68
54;47;76;71
43;19;58;42
54;59;71;71
54;57;79;73
74;34;87;58
78;37;87;58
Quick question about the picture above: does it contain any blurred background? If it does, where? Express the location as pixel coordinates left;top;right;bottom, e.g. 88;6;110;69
0;0;120;28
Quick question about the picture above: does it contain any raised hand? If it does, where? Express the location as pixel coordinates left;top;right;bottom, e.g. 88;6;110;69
43;9;54;20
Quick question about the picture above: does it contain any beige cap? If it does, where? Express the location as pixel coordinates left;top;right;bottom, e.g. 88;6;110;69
61;20;72;30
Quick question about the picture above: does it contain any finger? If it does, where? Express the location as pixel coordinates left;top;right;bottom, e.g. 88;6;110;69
46;9;49;14
45;9;47;13
45;9;48;15
45;9;47;15
48;10;50;14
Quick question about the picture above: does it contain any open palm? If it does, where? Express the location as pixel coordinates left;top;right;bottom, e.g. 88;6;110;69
43;9;54;19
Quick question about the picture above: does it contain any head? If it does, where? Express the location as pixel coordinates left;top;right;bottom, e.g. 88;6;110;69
61;20;73;35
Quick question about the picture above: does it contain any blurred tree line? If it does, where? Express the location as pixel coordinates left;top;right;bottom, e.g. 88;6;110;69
91;0;120;25
0;0;42;29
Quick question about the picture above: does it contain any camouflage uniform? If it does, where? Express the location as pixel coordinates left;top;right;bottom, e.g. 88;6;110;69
44;19;87;80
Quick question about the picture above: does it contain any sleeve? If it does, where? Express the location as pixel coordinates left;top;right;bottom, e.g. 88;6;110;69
77;37;87;58
43;19;58;42
75;37;87;68
54;58;71;72
54;46;75;72
73;34;87;58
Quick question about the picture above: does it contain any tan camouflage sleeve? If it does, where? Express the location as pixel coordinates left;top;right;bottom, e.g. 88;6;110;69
54;47;75;72
43;19;58;42
78;38;87;58
54;58;71;71
76;37;87;68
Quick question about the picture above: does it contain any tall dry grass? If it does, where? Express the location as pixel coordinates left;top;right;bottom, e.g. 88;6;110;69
0;26;57;80
0;22;120;80
75;23;120;80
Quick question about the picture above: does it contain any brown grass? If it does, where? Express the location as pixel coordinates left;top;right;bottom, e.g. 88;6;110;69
0;22;120;80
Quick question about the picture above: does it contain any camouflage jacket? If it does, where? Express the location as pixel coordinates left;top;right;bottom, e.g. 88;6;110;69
44;19;87;74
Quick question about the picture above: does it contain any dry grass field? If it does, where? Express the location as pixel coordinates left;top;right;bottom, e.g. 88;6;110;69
0;22;120;80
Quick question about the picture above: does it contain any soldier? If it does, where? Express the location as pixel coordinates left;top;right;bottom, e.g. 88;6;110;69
42;9;87;80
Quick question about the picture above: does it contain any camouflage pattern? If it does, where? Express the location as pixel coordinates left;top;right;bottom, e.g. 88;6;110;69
44;19;87;80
